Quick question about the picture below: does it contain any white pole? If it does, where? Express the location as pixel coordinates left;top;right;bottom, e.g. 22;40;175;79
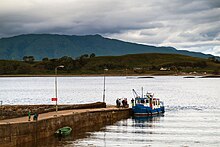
55;67;58;114
103;68;108;103
103;70;106;102
54;65;64;115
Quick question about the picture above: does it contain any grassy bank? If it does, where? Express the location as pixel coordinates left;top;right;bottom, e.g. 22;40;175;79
0;53;219;76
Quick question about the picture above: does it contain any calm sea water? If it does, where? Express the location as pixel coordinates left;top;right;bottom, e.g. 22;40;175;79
0;76;220;146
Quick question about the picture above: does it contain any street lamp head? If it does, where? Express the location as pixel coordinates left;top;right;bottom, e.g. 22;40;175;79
58;65;64;68
55;65;64;69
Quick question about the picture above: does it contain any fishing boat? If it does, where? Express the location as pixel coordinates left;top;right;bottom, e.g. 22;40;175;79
55;126;72;136
131;89;165;117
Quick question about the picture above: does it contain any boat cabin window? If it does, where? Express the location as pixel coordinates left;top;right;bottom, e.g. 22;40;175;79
136;100;140;104
136;99;148;104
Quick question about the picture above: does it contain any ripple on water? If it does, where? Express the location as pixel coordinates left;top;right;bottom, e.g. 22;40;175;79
1;76;219;146
72;107;220;147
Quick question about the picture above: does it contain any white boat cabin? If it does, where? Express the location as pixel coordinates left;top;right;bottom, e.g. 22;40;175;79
134;93;163;109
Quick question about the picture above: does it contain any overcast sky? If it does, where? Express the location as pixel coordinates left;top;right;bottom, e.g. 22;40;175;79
0;0;220;56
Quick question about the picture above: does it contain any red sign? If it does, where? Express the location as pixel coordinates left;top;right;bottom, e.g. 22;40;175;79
51;98;57;101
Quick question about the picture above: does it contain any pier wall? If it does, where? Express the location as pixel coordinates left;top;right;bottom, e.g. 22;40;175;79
0;102;106;120
0;108;131;146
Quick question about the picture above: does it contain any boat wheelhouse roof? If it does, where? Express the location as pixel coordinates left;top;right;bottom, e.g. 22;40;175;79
135;97;147;100
135;97;160;101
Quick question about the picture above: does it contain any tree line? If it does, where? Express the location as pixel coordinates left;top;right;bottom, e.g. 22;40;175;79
0;53;96;74
0;53;219;75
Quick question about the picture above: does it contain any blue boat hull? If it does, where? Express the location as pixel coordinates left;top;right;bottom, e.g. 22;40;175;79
132;104;165;117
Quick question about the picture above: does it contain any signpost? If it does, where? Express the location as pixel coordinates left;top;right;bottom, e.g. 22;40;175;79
51;98;57;101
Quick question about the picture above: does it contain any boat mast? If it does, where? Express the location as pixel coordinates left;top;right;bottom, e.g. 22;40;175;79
141;87;143;98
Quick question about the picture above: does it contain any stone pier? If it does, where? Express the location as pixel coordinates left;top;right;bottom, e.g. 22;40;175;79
0;107;132;146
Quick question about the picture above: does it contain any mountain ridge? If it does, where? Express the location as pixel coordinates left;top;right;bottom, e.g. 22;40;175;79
0;34;218;60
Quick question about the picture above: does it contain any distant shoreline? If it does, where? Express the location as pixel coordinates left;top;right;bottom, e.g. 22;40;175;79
0;74;219;78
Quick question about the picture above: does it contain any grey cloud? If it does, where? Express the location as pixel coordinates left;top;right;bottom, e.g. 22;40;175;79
207;0;220;8
0;0;220;56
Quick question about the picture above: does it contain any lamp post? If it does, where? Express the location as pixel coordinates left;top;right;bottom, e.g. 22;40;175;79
55;65;64;115
103;68;108;103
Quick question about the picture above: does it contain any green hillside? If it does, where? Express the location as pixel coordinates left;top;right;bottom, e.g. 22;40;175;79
0;53;219;75
0;34;218;60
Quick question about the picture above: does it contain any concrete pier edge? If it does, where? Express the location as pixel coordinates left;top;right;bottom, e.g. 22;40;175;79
0;107;132;146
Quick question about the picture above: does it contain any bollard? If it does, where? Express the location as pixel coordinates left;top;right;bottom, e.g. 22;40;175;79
0;101;2;117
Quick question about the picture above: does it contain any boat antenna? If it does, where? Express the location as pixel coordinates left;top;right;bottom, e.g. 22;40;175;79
141;87;143;98
132;89;139;98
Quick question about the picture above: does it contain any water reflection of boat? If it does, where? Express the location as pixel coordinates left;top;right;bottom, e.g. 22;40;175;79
132;89;165;117
132;115;164;129
133;114;164;123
